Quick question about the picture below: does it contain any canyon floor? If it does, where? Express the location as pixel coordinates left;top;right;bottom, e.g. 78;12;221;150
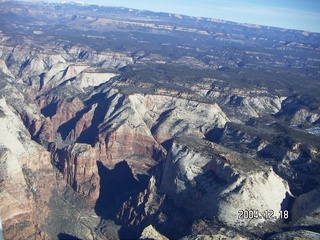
0;1;320;239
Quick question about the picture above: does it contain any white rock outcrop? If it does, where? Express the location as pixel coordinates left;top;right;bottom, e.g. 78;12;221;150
0;59;14;79
160;137;292;227
140;225;169;240
0;97;55;238
129;94;228;142
74;71;118;89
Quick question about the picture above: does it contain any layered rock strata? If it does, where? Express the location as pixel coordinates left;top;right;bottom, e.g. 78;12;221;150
160;137;292;227
0;98;60;239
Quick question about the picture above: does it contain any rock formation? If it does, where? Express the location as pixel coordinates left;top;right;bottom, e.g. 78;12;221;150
291;188;320;226
140;225;169;240
0;1;319;239
160;137;292;228
0;97;59;239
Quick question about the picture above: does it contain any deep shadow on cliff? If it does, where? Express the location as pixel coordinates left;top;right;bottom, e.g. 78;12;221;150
95;160;149;218
58;233;80;240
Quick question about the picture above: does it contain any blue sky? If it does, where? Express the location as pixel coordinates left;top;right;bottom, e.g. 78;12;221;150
30;0;320;32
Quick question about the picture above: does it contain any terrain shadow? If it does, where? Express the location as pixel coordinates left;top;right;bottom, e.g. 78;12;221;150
205;127;224;143
94;160;149;219
41;101;58;118
57;233;80;240
57;107;91;140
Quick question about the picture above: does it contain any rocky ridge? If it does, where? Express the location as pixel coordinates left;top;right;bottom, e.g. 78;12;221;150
159;137;291;229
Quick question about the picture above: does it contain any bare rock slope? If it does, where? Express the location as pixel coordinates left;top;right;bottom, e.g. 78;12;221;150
160;137;291;227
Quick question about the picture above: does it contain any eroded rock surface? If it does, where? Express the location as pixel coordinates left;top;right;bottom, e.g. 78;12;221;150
0;97;58;239
140;225;169;240
160;137;292;228
0;1;319;239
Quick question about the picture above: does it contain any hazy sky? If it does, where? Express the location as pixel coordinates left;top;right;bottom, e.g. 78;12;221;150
27;0;320;32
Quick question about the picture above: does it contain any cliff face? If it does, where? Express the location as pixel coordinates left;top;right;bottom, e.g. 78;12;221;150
54;143;100;208
117;176;165;229
160;137;291;228
0;97;60;239
115;136;294;238
291;188;320;227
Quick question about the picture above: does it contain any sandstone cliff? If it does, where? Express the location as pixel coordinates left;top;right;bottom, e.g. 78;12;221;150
0;97;58;239
160;137;291;229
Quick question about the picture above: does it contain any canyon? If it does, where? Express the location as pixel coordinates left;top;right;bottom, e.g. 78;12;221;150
0;1;319;239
